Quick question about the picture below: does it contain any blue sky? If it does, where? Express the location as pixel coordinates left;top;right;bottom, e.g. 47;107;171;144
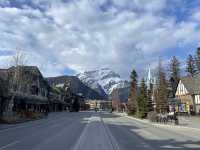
0;0;200;79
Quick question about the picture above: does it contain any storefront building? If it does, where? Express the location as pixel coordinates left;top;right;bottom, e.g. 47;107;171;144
176;75;200;115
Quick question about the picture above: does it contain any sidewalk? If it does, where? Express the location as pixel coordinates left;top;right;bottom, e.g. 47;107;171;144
178;116;200;129
114;112;200;130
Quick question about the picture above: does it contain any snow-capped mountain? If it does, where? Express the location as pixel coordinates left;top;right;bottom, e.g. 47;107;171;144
77;68;130;98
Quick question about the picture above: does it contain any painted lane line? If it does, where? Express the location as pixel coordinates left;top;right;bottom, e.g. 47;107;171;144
101;117;121;150
0;141;20;150
71;114;93;150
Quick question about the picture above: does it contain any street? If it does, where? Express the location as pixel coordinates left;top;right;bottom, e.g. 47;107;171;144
0;112;200;150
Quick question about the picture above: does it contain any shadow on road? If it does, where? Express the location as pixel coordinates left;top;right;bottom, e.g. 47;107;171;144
101;113;200;150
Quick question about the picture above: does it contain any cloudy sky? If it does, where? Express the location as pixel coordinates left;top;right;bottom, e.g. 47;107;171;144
0;0;200;79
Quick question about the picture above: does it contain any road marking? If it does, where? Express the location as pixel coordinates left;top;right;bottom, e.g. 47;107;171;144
101;117;121;150
0;141;20;150
103;114;155;150
71;114;92;150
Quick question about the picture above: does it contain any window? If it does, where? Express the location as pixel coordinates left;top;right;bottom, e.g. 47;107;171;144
195;95;200;104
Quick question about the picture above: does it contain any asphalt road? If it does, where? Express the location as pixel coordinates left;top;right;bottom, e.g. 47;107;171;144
0;111;200;150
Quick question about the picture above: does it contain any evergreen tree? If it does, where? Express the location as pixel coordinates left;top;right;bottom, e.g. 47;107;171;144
195;47;200;71
186;54;197;76
137;78;148;118
156;59;168;113
147;88;154;112
169;56;180;97
130;69;138;82
128;69;138;115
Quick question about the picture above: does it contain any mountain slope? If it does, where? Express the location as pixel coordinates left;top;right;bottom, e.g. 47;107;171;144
110;86;130;102
46;76;105;100
77;68;130;101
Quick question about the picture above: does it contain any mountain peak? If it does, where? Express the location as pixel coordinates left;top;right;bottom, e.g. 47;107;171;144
77;68;129;96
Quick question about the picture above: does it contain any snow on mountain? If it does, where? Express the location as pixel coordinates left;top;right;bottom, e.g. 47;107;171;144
77;68;130;96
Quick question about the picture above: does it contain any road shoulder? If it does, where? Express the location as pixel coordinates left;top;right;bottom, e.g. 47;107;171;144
114;112;200;131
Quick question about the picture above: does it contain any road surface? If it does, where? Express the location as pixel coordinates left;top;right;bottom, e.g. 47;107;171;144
0;111;200;150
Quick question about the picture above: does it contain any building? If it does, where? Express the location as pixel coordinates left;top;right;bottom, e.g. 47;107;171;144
176;74;200;114
48;88;67;112
0;77;9;117
86;100;112;111
47;80;85;112
146;66;156;90
145;66;157;111
0;66;50;116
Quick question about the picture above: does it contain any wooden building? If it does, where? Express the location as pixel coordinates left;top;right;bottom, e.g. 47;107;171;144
48;87;67;112
176;74;200;114
0;77;9;117
0;65;83;118
86;100;112;111
0;66;50;115
47;79;84;112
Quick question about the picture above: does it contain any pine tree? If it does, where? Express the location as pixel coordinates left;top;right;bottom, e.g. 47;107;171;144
128;69;138;115
169;56;180;98
147;88;153;112
137;78;148;118
156;59;168;113
130;69;138;82
195;47;200;71
186;54;197;76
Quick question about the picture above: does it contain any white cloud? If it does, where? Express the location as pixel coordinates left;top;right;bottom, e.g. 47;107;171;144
0;0;200;79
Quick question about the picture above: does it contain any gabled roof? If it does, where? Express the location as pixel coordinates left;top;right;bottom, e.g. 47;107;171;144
8;66;42;76
180;74;200;95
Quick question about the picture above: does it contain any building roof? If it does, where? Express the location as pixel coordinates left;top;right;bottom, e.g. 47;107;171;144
0;66;43;80
8;66;42;76
181;74;200;95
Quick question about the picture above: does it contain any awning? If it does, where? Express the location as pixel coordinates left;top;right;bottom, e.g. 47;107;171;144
49;99;67;105
11;91;49;105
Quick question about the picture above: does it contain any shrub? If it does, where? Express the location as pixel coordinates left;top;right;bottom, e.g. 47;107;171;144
147;111;158;122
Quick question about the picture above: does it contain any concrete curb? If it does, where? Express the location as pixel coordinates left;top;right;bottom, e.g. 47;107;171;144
114;112;200;132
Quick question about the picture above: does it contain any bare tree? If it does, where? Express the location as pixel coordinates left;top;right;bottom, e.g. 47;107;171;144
10;50;27;91
11;50;27;67
7;50;27;112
